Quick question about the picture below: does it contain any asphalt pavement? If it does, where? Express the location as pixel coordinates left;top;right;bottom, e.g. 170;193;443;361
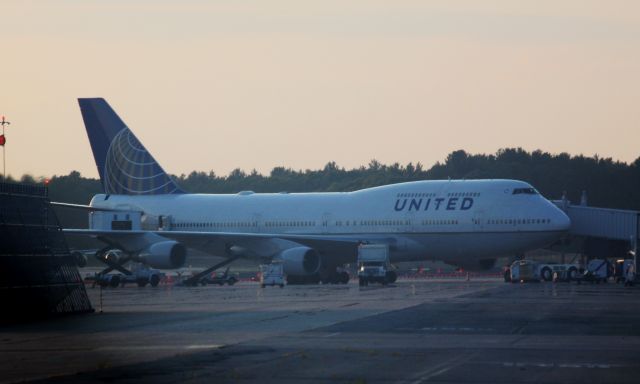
2;278;640;383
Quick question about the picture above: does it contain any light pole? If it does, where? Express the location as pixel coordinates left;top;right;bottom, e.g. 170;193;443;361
0;116;10;180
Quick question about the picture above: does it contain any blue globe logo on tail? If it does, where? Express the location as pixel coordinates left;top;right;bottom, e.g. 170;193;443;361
104;128;182;194
79;98;184;195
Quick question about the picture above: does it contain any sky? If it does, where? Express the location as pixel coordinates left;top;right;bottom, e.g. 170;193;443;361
2;0;639;180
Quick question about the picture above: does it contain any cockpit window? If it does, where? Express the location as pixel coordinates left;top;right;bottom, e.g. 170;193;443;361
512;188;538;195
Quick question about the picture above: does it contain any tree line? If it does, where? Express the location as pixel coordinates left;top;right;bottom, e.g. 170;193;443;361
8;148;640;210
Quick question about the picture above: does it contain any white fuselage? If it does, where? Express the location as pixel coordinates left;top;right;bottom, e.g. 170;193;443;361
90;179;570;267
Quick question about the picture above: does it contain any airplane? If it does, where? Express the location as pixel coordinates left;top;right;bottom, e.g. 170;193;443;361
61;98;571;285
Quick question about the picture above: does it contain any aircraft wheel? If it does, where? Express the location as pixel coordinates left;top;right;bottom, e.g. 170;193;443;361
386;270;397;284
109;275;121;288
149;274;160;287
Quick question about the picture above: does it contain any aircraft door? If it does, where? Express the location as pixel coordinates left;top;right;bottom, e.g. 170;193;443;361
321;212;332;234
405;212;417;233
252;213;262;233
473;210;485;232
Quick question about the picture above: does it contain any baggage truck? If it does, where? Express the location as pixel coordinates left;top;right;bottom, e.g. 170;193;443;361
260;262;285;288
357;244;397;286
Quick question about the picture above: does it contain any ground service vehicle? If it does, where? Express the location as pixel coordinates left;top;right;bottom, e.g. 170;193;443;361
260;262;285;288
509;260;540;282
509;260;579;283
614;259;635;284
357;244;397;286
539;263;579;282
88;266;164;288
575;259;610;284
198;267;238;286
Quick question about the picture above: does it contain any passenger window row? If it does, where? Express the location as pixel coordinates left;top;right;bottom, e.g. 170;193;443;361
487;218;551;225
265;221;315;227
397;192;437;198
512;188;538;195
421;219;458;225
176;222;258;229
447;192;480;197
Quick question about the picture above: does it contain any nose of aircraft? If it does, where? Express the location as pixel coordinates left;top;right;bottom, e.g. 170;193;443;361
550;204;571;231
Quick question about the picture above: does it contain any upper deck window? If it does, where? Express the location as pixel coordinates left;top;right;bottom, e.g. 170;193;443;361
512;188;538;195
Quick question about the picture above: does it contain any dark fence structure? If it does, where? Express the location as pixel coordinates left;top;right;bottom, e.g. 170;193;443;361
0;182;93;323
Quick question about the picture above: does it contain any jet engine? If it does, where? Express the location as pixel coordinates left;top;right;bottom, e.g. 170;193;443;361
277;247;321;276
71;251;87;268
140;241;187;269
98;249;121;264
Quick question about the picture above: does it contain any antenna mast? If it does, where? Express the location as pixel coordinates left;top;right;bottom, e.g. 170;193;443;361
0;116;10;180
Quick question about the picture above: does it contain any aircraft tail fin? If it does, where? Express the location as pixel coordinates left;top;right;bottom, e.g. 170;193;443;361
78;98;184;195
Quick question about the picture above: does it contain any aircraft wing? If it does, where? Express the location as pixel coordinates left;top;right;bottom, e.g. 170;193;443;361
50;202;142;212
63;229;370;264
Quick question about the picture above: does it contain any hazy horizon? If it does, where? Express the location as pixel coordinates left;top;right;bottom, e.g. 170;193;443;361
9;147;639;181
2;1;639;180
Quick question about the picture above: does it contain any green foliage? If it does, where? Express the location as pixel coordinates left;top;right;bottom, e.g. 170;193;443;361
16;148;640;210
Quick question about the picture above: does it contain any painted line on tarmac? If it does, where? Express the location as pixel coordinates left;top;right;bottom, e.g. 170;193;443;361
403;351;478;384
97;344;223;351
499;361;628;369
420;326;495;332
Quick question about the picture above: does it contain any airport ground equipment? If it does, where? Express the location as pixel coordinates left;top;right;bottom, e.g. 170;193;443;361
260;262;285;288
357;244;397;286
197;267;238;286
509;260;579;283
575;259;610;284
509;260;540;282
181;254;241;286
542;263;580;282
553;198;638;267
0;182;93;322
83;265;165;288
614;259;635;284
127;264;164;287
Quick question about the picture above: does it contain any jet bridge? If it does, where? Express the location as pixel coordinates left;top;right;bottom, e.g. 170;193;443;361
553;196;639;263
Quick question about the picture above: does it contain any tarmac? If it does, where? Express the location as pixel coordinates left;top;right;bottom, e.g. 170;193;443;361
2;277;640;383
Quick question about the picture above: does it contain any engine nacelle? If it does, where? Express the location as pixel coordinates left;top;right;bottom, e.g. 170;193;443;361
140;241;187;269
448;258;497;271
277;247;321;276
99;249;121;264
71;251;87;268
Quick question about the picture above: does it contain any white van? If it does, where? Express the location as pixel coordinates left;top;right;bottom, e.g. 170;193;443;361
260;262;285;288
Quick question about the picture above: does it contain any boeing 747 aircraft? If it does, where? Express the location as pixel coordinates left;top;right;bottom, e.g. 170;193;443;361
63;98;571;284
